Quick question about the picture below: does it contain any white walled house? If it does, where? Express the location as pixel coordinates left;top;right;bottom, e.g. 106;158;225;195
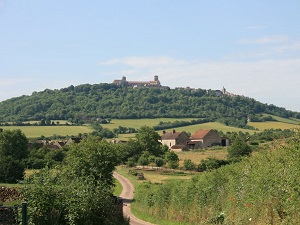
160;130;190;151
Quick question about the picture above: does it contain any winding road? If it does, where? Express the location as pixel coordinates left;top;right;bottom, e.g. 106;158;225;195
113;172;157;225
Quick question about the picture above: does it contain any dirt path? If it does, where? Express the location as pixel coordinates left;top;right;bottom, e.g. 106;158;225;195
113;172;157;225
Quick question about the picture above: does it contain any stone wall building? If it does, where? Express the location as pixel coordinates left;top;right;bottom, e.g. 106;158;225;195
113;75;161;87
160;130;190;151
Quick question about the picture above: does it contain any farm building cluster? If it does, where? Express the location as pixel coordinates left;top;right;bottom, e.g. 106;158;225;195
28;137;82;150
160;129;230;152
29;129;229;152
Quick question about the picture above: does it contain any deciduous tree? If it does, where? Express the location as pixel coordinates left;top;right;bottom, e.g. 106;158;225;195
0;129;28;182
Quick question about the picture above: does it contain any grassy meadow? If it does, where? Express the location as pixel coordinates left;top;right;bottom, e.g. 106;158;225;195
116;165;195;185
1;125;93;138
102;118;196;130
248;121;299;131
107;120;260;140
264;114;300;125
177;148;228;166
2;116;299;138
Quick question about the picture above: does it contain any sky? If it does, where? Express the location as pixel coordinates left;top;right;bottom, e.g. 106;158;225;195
1;0;300;112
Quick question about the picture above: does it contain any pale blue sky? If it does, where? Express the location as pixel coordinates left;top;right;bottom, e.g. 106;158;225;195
1;1;300;111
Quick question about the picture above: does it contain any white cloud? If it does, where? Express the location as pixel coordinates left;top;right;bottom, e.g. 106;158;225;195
239;35;289;45
227;39;300;60
0;78;33;86
98;56;188;68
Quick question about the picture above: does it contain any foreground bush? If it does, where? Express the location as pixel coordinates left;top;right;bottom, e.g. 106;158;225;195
22;138;129;225
134;130;300;224
0;129;28;183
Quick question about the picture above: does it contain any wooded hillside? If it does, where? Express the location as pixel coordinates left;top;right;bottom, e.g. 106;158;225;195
0;83;299;128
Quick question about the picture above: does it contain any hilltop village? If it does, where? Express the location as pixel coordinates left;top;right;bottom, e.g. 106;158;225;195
112;75;238;97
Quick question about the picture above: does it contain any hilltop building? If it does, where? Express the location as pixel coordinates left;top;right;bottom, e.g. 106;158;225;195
113;75;161;87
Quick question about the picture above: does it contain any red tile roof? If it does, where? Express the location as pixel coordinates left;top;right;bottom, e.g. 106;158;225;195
190;129;212;139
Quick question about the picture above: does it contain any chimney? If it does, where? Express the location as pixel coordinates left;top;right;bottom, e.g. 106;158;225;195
172;129;176;134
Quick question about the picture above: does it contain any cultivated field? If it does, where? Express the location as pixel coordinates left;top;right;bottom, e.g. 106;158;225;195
102;118;196;130
171;121;256;134
0;126;93;138
106;120;259;140
248;121;299;131
264;114;300;125
2;116;298;139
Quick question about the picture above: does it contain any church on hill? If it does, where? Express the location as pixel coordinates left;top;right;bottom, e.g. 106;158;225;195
112;75;161;87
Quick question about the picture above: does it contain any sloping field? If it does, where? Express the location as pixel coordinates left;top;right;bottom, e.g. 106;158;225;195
111;120;257;140
3;117;297;138
104;119;256;134
248;121;299;131
269;115;300;125
102;118;196;130
169;122;256;134
1;126;93;138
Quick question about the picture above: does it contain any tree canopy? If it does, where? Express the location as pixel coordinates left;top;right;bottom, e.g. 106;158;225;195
64;136;119;186
0;129;28;182
23;137;129;225
0;84;299;128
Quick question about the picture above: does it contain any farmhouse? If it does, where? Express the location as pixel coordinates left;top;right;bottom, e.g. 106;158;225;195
160;130;190;151
187;129;222;149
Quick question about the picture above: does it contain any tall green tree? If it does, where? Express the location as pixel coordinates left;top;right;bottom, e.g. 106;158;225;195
0;129;28;182
64;136;119;186
135;126;163;156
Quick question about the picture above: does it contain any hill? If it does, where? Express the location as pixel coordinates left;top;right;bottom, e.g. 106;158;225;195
0;83;299;129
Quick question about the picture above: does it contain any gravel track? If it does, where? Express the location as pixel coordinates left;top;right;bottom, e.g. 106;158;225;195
113;172;157;225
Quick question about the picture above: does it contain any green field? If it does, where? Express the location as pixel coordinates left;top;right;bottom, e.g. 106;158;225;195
248;121;299;131
110;120;258;140
2;117;298;138
261;113;300;125
111;118;300;140
1;126;93;138
102;118;196;130
169;121;256;134
177;148;227;165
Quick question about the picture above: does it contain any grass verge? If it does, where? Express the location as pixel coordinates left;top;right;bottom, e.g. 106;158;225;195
115;166;195;225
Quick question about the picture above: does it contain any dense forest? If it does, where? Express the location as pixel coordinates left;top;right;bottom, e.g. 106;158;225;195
0;83;299;128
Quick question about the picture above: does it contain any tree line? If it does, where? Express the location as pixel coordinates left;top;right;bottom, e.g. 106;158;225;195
0;83;299;129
